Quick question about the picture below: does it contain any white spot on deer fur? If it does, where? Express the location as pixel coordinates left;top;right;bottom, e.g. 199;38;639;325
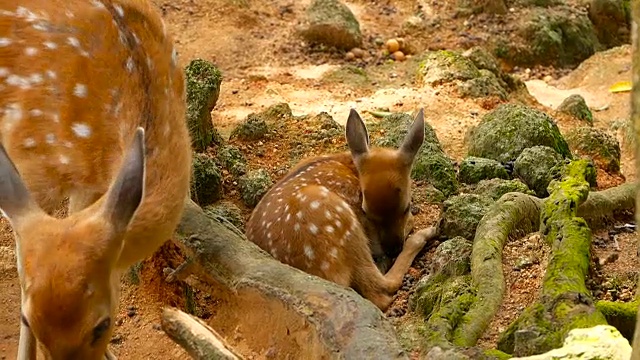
267;232;272;239
0;68;8;77
294;223;300;231
45;133;55;144
335;220;342;228
114;4;125;17
304;245;315;260
6;75;30;89
321;261;330;271
324;225;335;234
46;70;56;79
16;6;38;22
335;205;344;213
309;223;318;235
23;138;36;148
125;57;134;72
310;201;320;210
28;74;42;85
0;38;11;47
43;41;57;49
52;113;60;123
132;33;141;45
67;37;80;48
266;222;272;229
73;83;87;98
90;0;106;9
24;47;37;56
296;211;303;219
329;247;338;258
325;210;332;219
285;213;291;222
63;141;72;148
29;109;42;117
59;155;70;164
65;10;74;18
71;123;91;138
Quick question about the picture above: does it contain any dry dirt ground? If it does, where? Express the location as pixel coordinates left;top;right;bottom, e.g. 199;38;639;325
0;0;636;359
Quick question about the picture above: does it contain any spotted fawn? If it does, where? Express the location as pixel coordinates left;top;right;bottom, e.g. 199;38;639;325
0;1;192;358
246;109;436;311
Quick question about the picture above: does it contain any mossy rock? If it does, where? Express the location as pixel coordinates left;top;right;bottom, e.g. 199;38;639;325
417;50;481;86
371;112;458;197
565;126;621;174
462;46;527;94
514;145;564;197
307;112;344;143
595;300;637;342
458;156;510;184
230;114;269;141
190;153;223;206
238;169;273;208
185;59;224;152
423;184;447;204
472;178;535;200
429;236;473;278
216;145;248;178
459;69;509;100
588;0;631;48
299;0;362;50
467;103;571;163
203;201;246;230
439;194;494;240
511;0;564;6
557;94;593;124
494;6;601;68
259;102;294;123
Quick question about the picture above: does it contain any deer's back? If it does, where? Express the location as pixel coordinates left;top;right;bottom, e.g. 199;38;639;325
0;0;189;210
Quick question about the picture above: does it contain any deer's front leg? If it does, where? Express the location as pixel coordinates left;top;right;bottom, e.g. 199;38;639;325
17;321;36;360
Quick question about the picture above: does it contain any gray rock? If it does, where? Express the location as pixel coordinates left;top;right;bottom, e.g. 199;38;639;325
566;126;621;174
557;94;593;124
185;59;224;152
514;146;564;197
299;0;362;50
472;178;535;200
458;156;510;184
191;153;223;206
239;169;273;208
439;194;494;240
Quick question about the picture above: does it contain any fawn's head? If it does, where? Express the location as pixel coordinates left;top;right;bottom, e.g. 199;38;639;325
346;109;425;258
0;128;146;359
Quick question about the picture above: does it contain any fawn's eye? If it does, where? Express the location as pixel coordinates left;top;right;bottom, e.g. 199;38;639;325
92;317;111;346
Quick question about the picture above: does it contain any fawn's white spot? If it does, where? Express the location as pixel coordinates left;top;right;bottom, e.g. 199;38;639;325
24;47;38;56
267;232;272;239
266;222;272;229
63;141;73;148
329;247;338;258
294;223;301;231
325;210;332;219
324;225;335;234
0;38;11;47
16;6;39;22
309;223;318;235
132;33;140;45
29;74;42;85
51;113;60;123
320;261;330;271
304;245;315;260
296;211;303;219
67;37;80;48
3;103;22;130
23;138;36;148
0;68;9;77
45;133;55;144
46;70;56;79
29;109;43;117
73;83;87;98
59;155;70;164
310;200;320;210
335;220;342;228
71;123;91;138
114;4;125;17
90;0;106;9
126;57;135;72
285;213;291;222
43;41;57;49
6;75;30;89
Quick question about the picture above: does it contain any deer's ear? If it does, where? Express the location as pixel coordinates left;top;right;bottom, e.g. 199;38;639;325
345;108;370;168
0;143;43;227
101;127;146;235
399;108;425;165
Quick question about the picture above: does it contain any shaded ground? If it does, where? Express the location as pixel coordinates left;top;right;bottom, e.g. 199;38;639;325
0;0;635;358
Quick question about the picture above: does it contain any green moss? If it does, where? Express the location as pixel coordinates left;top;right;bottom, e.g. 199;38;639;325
441;194;495;240
216;145;248;178
472;179;535;200
458;69;509;100
459;157;510;184
418;50;481;86
185;59;224;152
596;300;638;341
483;349;512;360
190;153;223;206
230;114;269;141
514;145;564;197
238;169;273;208
566;126;621;174
467;103;571;163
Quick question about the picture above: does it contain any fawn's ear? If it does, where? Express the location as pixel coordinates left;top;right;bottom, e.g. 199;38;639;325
101;127;146;235
0;143;44;227
345;108;370;168
399;108;425;165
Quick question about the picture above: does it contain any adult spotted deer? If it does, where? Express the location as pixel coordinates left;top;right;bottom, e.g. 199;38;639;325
246;108;436;311
0;0;192;359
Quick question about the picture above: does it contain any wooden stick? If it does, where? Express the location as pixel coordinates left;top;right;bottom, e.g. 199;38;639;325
161;307;244;360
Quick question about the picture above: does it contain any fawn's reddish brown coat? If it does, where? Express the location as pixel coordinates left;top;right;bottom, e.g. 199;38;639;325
246;109;436;311
0;1;192;359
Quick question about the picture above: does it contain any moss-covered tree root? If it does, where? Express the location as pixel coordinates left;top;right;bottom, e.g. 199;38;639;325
497;160;608;356
456;193;542;346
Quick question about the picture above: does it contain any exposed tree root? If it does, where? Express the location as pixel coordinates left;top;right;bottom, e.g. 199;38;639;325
161;307;244;360
165;199;408;359
497;160;608;356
